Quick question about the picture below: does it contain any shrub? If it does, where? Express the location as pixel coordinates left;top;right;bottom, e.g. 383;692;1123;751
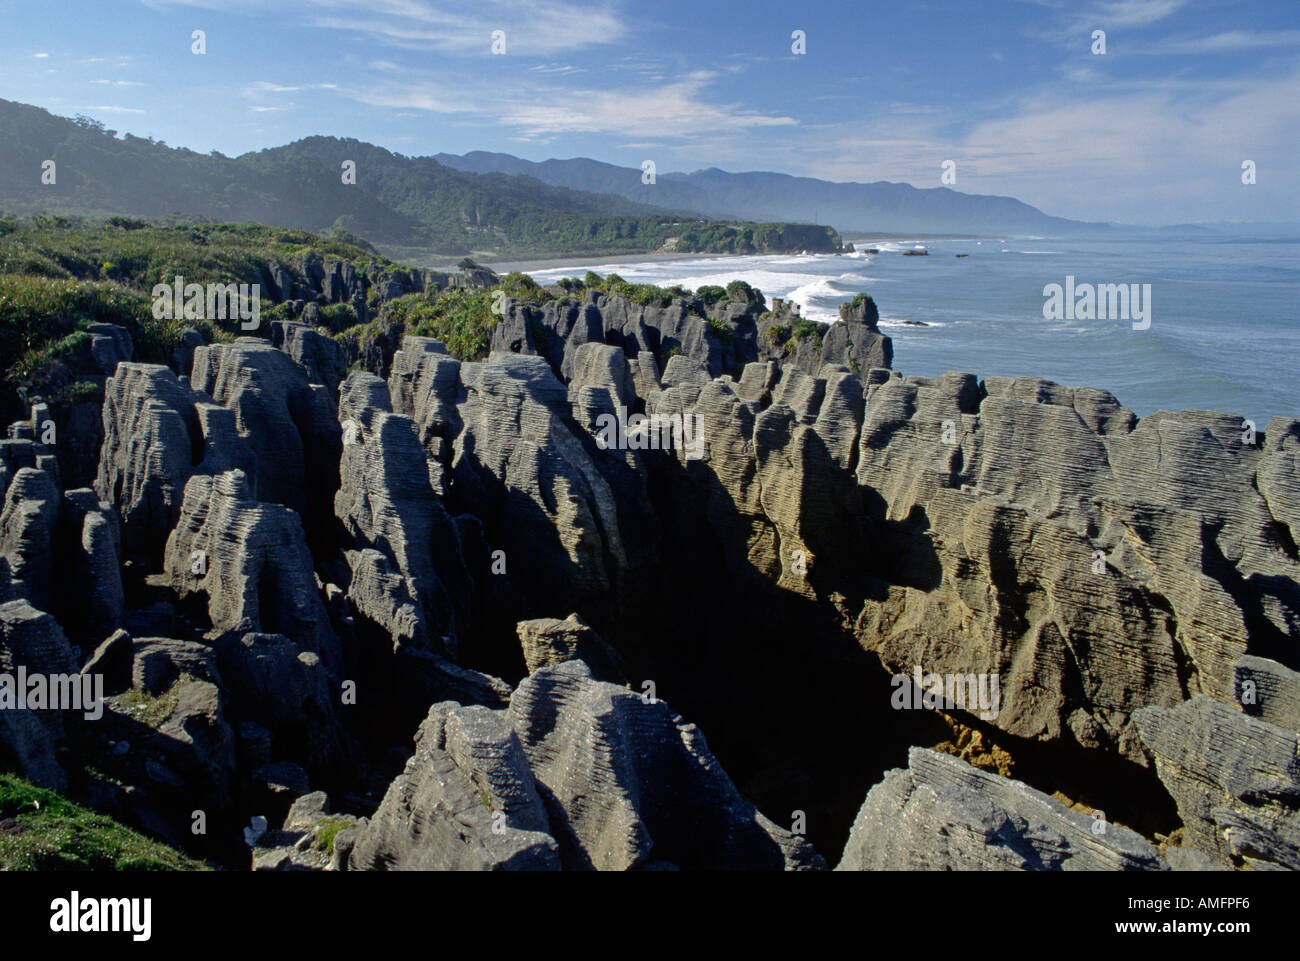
707;315;734;345
696;285;727;307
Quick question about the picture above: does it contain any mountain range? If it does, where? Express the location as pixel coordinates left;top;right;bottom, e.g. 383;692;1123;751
434;151;1111;236
0;96;1110;263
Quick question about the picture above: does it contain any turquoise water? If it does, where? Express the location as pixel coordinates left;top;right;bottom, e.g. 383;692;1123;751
530;234;1299;426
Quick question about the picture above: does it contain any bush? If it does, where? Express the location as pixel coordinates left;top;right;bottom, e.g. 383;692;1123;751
696;285;727;307
385;287;496;361
725;280;762;305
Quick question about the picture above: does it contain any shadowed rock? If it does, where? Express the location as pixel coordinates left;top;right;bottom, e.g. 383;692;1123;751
164;470;340;673
837;748;1165;871
0;600;80;789
508;661;824;870
515;613;624;683
1136;690;1300;871
348;701;561;871
0;467;60;611
334;372;472;655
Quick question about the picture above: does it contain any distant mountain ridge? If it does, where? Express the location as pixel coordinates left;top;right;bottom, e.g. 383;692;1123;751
435;150;1110;236
0;99;841;259
0;96;1105;259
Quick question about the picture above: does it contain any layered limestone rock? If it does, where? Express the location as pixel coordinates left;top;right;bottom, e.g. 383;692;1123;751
95;363;251;562
487;285;876;388
271;321;346;399
508;661;822;870
849;375;1300;760
387;350;656;620
0;467;61;611
836;748;1165;871
352;661;822;871
348;701;561;871
334;372;472;655
1135;673;1300;871
821;297;892;374
515;613;624;682
60;488;125;645
212;632;349;777
1234;654;1300;730
0;600;80;789
190;339;341;551
163;470;339;673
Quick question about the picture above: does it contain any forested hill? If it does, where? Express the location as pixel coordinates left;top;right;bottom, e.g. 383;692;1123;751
0;99;842;259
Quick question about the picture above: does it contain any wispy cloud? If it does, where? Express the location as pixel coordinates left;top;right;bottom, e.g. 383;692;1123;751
500;75;799;140
1143;29;1300;55
339;68;797;142
807;63;1300;222
1090;0;1185;28
146;0;625;56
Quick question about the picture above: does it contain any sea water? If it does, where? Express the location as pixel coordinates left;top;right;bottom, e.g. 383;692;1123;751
529;232;1298;426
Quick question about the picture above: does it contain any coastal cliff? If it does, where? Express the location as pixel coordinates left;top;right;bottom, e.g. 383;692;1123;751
0;277;1296;870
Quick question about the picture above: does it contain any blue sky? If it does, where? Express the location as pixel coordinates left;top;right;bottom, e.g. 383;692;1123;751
3;0;1297;224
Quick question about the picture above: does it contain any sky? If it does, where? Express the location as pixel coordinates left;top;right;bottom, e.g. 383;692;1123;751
2;0;1297;225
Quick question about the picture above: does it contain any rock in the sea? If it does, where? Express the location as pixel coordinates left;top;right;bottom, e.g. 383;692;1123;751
836;748;1165;871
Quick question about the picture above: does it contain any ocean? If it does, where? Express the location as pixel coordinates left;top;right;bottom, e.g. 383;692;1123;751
527;233;1299;427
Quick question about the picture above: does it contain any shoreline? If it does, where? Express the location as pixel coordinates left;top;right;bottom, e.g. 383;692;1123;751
475;251;745;275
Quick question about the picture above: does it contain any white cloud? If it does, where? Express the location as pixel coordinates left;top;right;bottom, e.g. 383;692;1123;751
805;65;1300;223
1143;29;1300;55
1091;0;1185;27
500;77;797;139
145;0;625;56
33;52;49;59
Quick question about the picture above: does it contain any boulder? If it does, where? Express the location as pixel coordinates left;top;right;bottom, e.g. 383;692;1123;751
837;748;1165;871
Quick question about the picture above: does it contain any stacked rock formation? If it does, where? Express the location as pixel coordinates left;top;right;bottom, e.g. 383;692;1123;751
0;278;1295;873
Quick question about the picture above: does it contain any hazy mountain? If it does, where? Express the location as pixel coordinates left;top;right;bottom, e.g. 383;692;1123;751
436;151;1110;236
0;99;841;258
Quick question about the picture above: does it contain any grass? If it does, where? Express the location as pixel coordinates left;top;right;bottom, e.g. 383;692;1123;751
0;770;207;870
113;675;191;729
313;817;354;854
